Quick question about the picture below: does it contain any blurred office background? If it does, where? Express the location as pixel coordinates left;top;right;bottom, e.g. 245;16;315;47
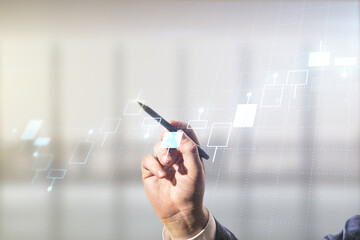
0;0;359;239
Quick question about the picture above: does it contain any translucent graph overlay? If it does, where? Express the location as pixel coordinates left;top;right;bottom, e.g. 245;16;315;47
187;107;208;129
47;169;67;192
286;70;309;98
69;141;95;165
142;117;161;139
260;84;284;108
31;154;54;184
187;119;208;129
207;123;232;162
99;118;121;146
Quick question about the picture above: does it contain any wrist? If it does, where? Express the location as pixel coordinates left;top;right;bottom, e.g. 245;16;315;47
162;206;209;239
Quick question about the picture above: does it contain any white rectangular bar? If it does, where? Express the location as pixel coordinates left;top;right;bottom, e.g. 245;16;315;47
308;51;330;67
21;120;43;140
34;137;51;146
233;104;257;128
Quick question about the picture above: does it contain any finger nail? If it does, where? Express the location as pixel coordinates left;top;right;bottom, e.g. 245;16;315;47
158;170;165;177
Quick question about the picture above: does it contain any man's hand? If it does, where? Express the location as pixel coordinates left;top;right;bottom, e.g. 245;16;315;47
142;121;208;239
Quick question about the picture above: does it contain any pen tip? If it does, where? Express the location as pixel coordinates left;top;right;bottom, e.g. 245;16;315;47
137;101;144;107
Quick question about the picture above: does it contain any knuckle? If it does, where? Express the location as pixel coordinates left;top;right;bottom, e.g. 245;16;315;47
179;121;187;128
189;142;198;153
183;141;197;153
152;166;159;173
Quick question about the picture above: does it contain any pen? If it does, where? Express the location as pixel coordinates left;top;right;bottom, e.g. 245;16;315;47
137;101;209;160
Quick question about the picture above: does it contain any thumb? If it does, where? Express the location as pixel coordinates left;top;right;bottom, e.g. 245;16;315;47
177;130;203;171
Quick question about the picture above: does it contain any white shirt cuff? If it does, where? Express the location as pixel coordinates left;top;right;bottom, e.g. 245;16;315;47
162;212;216;240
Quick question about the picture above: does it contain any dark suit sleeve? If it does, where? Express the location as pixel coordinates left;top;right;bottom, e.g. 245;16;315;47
323;215;360;240
214;217;238;240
